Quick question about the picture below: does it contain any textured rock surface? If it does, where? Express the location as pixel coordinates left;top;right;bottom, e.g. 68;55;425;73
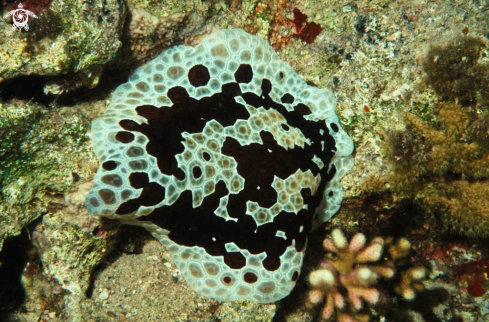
115;1;213;68
0;0;125;94
0;100;96;251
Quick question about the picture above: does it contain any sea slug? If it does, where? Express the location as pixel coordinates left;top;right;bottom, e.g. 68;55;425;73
86;29;354;303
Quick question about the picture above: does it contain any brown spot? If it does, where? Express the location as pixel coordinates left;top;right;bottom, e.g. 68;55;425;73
235;64;253;83
116;131;135;143
135;81;150;92
188;64;210;87
88;197;99;207
291;271;299;281
126;146;144;157
101;174;123;187
102;161;117;171
193;166;202;178
244;272;258;283
223;252;246;269
98;189;116;205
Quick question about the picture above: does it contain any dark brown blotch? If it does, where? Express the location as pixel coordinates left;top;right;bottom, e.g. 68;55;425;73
168;86;190;104
234;64;253;83
281;93;294;104
188;64;211;87
116;131;135;143
291;271;299;282
193;166;202;178
129;172;149;189
223;252;246;269
244;272;258;283
102;161;117;171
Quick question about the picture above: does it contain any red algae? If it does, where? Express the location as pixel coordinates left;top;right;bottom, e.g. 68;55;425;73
5;0;52;15
453;259;489;297
291;8;323;44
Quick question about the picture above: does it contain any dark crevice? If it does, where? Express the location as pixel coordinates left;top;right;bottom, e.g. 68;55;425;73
0;232;28;315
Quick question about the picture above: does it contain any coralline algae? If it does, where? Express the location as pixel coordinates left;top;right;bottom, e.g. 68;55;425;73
86;29;353;303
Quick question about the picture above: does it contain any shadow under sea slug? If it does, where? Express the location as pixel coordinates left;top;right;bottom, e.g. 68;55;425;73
86;29;354;303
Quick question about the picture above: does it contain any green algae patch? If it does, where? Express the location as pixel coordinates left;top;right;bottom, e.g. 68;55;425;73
32;211;106;293
423;36;488;106
0;100;95;251
0;0;125;94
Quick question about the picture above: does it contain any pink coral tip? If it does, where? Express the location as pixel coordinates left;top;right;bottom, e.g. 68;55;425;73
309;269;335;288
323;238;338;253
373;264;395;279
321;294;335;319
333;290;345;309
348;290;363;310
338;313;359;322
402;288;416;301
356;287;380;305
355;267;378;286
308;289;324;304
356;242;383;263
348;233;366;252
408;266;427;280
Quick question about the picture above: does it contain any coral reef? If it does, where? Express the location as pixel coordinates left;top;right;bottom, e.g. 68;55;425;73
422;35;488;105
215;0;324;50
384;103;488;179
366;101;489;237
4;0;53;16
425;180;489;237
0;99;96;251
307;229;426;321
0;0;125;94
453;259;489;298
0;0;488;320
31;211;108;321
114;1;213;68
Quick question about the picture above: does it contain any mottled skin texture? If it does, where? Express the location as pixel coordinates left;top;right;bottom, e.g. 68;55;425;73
86;29;353;302
109;67;337;272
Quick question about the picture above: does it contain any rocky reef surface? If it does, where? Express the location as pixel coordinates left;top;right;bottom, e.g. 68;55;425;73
0;0;488;321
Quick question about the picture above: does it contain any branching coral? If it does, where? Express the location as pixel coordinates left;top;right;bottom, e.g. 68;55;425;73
383;103;488;181
424;180;489;237
308;229;427;321
367;101;489;237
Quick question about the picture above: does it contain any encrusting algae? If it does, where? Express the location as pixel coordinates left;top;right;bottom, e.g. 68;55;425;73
366;101;489;237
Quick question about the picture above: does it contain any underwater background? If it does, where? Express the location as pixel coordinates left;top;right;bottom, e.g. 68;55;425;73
0;0;488;321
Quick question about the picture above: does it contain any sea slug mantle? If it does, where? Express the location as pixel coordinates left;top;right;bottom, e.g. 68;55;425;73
86;29;354;303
